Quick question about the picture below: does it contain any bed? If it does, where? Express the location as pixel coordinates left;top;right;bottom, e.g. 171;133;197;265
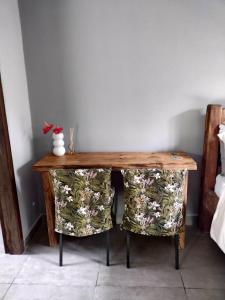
200;104;225;252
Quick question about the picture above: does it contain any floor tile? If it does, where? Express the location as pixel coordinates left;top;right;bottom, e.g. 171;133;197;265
186;288;225;300
94;286;187;300
0;284;10;299
3;284;94;300
1;225;225;299
0;254;27;283
15;232;109;286
181;267;225;289
14;253;100;286
98;264;183;287
179;230;225;290
181;234;225;270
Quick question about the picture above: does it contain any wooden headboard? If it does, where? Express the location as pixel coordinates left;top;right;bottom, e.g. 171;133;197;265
199;104;225;231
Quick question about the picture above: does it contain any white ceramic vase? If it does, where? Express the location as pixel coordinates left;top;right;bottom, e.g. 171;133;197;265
52;133;65;156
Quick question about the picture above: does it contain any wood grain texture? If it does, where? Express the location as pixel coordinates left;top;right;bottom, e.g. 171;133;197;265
33;152;197;172
205;190;219;226
41;172;58;246
199;104;222;231
0;77;24;254
179;172;188;250
222;108;225;123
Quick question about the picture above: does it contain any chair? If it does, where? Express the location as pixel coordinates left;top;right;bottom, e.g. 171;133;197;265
121;168;187;269
49;168;114;266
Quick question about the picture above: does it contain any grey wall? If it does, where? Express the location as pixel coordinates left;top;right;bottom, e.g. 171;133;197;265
19;0;225;221
0;0;41;239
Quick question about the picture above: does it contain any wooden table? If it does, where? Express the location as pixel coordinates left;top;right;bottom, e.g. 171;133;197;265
33;152;197;248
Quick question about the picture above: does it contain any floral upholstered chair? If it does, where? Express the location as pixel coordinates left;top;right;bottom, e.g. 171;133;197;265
49;168;114;266
121;168;187;269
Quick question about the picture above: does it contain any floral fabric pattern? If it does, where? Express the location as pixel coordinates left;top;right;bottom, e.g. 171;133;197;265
121;169;187;236
49;168;113;237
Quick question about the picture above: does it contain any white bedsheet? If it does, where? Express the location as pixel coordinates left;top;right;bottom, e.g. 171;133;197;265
210;174;225;254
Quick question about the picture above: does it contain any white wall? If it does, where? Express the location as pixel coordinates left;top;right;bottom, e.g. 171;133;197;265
0;0;40;239
19;0;225;221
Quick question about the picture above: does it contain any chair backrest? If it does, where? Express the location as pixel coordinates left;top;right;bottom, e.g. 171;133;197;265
49;168;113;237
121;168;187;236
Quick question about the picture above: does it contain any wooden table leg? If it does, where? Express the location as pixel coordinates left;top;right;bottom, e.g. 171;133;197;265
41;172;58;246
179;172;188;250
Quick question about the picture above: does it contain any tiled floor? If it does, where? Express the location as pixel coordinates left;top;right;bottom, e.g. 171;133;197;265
0;225;225;299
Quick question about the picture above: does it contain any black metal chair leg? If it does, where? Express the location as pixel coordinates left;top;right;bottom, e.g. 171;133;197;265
59;233;63;267
126;231;130;268
174;234;179;270
106;231;110;266
113;192;118;225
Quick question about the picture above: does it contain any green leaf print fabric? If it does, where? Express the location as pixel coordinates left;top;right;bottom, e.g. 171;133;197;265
121;169;187;236
49;168;114;237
